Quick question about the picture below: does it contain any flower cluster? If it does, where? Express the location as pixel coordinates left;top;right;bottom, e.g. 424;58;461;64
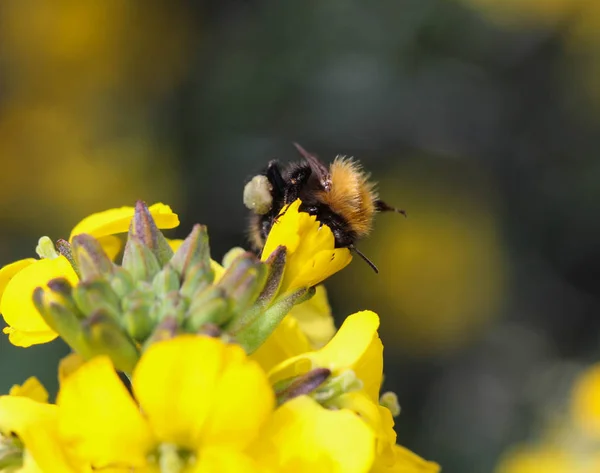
0;200;440;473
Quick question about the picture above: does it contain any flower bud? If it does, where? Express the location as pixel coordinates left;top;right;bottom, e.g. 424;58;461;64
55;239;80;278
121;294;154;342
274;368;331;406
80;311;140;374
72;280;121;321
144;316;179;347
179;261;213;299
122;237;161;282
108;266;136;299
128;200;174;265
32;283;86;354
71;234;114;281
152;264;181;297
184;287;232;331
155;291;188;324
231;286;315;354
253;245;286;310
170;224;211;277
215;252;268;315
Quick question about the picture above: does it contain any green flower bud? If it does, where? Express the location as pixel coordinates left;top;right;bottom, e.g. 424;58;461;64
71;234;114;281
122;237;161;282
80;311;140;374
231;286;315;354
184;287;232;331
72;280;121;321
129;200;174;265
55;239;80;278
180;261;213;300
108;266;136;299
152;264;181;297
215;252;267;315
143;316;180;348
170;224;211;278
221;247;246;269
33;282;87;354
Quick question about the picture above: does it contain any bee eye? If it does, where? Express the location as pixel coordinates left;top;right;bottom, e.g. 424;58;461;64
243;175;273;215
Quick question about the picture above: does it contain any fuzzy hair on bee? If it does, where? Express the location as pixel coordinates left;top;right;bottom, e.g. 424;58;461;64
243;143;406;272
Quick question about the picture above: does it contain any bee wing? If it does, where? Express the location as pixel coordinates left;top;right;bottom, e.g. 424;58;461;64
293;142;332;191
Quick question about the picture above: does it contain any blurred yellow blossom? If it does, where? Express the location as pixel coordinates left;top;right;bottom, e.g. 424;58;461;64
0;391;78;473
571;362;600;438
9;376;49;404
338;160;506;356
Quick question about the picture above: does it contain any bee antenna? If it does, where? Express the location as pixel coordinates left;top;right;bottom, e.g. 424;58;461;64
349;245;379;274
376;200;407;218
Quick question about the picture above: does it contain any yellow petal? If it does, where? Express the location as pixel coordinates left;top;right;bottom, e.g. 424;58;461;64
69;202;179;241
168;239;226;282
494;444;570;473
371;445;440;473
0;258;35;299
97;235;123;261
133;335;273;450
58;356;154;468
269;311;383;402
250;315;312;373
261;200;352;294
252;396;375;473
288;285;335;348
0;396;77;473
335;392;397;461
9;377;49;403
58;352;86;385
191;447;262;473
571;362;600;438
1;257;78;347
286;247;352;292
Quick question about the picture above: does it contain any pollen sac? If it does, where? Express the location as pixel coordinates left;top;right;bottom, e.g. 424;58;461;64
243;175;273;215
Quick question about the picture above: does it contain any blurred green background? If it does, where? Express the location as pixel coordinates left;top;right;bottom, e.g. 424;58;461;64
1;1;600;472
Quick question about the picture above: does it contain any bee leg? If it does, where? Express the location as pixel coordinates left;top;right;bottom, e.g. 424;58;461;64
376;200;407;217
265;160;287;201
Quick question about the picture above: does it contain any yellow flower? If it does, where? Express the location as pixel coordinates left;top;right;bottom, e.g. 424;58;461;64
268;310;437;470
9;376;49;404
57;335;273;472
371;445;441;473
0;381;80;473
269;310;383;402
0;203;178;347
571;362;600;439
494;444;573;473
251;395;376;473
251;285;335;373
260;199;352;294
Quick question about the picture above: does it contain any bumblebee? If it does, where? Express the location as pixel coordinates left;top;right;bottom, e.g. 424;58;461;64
243;143;405;272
